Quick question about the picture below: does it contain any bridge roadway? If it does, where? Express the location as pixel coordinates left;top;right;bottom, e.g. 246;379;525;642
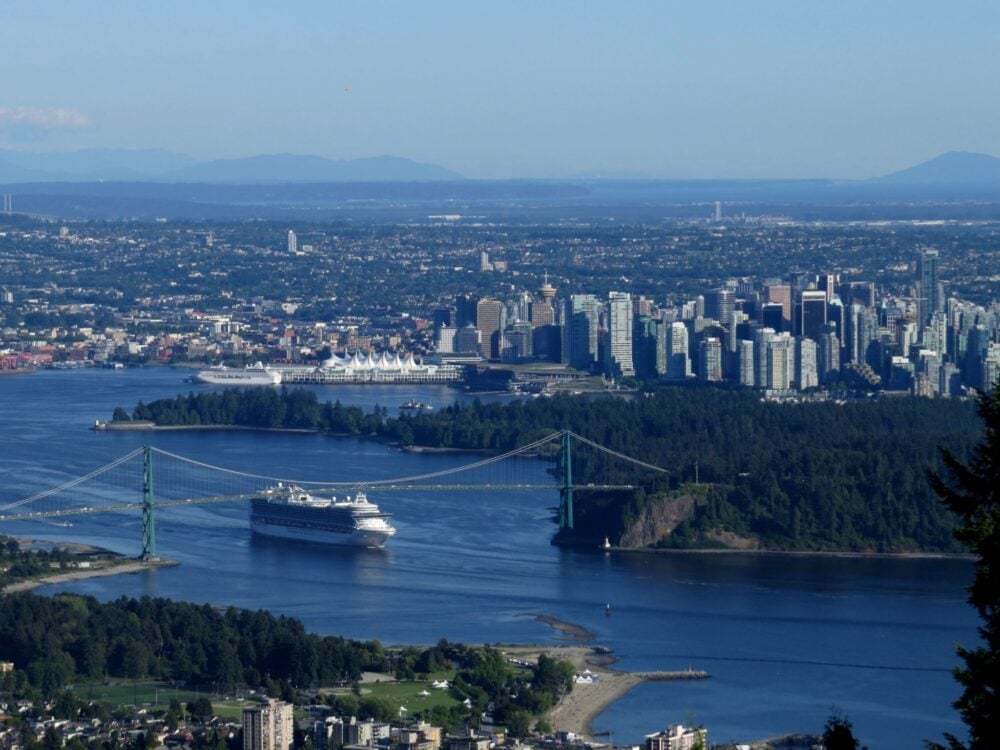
0;483;635;522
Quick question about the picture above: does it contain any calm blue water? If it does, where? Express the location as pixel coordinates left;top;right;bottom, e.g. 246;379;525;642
0;368;976;748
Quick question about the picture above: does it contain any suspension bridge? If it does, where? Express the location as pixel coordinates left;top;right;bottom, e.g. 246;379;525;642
0;430;669;558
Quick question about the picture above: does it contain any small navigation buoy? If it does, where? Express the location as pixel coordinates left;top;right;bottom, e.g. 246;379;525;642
605;603;612;616
603;536;611;551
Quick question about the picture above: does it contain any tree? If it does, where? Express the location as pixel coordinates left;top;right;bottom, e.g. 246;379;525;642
822;712;859;750
930;386;1000;750
112;407;131;422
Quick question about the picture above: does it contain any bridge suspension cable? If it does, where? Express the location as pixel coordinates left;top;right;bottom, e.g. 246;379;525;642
149;430;565;488
0;447;145;513
566;430;670;475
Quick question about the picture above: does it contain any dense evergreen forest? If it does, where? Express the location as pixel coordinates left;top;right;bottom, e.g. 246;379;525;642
0;594;388;696
120;386;983;551
0;593;572;735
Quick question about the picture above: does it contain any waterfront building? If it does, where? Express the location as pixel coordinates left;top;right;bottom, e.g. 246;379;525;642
645;725;708;750
606;291;635;378
244;700;293;750
453;324;481;355
276;352;460;384
435;326;457;355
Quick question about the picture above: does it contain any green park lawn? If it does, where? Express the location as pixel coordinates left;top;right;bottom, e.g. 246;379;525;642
71;682;249;720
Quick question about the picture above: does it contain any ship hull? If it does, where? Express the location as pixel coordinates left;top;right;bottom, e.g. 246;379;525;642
249;518;393;548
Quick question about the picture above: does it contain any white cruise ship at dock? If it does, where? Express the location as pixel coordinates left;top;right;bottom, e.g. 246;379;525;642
196;362;282;385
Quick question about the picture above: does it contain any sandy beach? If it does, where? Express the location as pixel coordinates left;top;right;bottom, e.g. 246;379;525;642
2;557;177;594
511;616;709;739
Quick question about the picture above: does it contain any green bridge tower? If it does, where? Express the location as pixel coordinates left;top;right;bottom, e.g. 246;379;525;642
559;430;574;531
141;446;156;559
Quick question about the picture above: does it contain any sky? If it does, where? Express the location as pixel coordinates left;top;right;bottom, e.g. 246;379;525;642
1;1;999;179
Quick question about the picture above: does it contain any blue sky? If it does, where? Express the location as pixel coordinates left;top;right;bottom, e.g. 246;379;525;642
1;1;998;178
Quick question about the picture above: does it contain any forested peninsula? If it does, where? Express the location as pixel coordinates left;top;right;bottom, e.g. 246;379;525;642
117;387;982;552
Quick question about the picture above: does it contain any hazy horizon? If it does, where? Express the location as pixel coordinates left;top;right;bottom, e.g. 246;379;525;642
3;1;999;180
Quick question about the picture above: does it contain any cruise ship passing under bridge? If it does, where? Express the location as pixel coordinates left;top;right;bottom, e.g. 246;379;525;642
0;431;669;558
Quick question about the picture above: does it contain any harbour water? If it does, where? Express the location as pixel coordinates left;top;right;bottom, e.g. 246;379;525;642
0;368;977;747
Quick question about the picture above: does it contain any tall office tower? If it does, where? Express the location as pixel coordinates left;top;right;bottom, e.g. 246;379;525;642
754;326;777;389
799;290;828;340
501;321;533;361
286;230;297;254
765;283;792;329
738;339;756;387
703;288;734;326
715;201;722;222
698;337;723;382
529;300;554;326
665;321;691;379
435;326;457;354
432;308;453;328
898;321;918;357
846;304;878;364
917;350;942;397
918;248;943;327
567;294;602;370
479;250;492;272
695;295;705;320
965;324;990;388
817;323;840;383
795;337;818;390
475;298;503;360
453;324;481;354
817;273;839;303
606;292;635;378
839;280;876;309
766;333;793;390
982;344;1000;392
924;311;948;356
455;294;479;328
532;324;561;362
761;303;785;332
940;361;961;397
655;319;668;376
244;700;294;750
632;314;657;378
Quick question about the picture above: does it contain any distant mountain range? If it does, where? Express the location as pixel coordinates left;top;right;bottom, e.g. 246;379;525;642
873;151;1000;184
2;148;1000;186
0;149;463;183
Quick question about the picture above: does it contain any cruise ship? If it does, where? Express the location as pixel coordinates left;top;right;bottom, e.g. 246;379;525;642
196;362;282;386
250;484;396;548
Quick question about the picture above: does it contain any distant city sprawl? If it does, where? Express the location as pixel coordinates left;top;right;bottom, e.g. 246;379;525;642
0;216;997;397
